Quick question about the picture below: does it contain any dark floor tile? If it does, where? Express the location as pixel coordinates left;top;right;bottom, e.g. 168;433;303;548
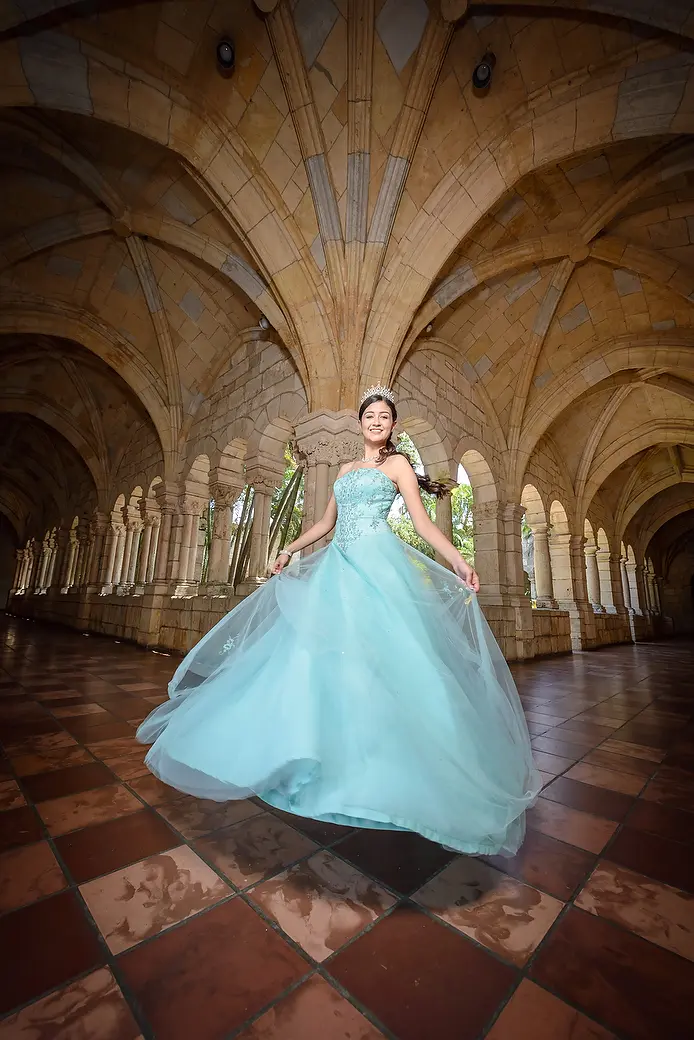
0;890;104;1014
627;799;694;846
328;905;516;1040
484;827;595;901
60;712;119;734
118;897;309;1040
0;805;42;852
21;761;113;803
63;720;134;743
664;751;694;773
542;776;634;822
611;725;670;749
530;906;694;1040
333;829;456;894
605;826;694;892
531;736;592;760
0;719;63;742
641;770;694;812
54;808;179;883
266;806;354;845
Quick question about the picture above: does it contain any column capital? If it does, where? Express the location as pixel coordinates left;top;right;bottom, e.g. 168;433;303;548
246;470;281;496
209;482;243;508
180;496;205;516
502;502;526;525
154;481;180;515
294;409;362;467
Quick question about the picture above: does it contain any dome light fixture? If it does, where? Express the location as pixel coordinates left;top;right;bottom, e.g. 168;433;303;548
472;52;496;92
259;316;271;330
216;38;235;78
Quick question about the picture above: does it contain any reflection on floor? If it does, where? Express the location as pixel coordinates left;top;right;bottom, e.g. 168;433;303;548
0;615;692;1039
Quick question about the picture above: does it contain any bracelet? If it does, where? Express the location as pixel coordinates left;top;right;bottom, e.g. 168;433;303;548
279;549;294;559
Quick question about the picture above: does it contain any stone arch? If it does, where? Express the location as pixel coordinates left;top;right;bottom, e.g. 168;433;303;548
0;33;337;403
549;500;573;604
394;398;454;479
0;304;170;460
517;332;694;476
584;423;694;517
362;48;694;385
456;447;501;594
0;395;104;492
521;485;550;607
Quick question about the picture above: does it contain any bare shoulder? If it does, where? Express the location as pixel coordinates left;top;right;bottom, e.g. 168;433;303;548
382;452;413;484
336;462;354;478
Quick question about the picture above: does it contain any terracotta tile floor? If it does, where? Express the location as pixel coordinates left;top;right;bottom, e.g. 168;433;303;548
0;617;692;1039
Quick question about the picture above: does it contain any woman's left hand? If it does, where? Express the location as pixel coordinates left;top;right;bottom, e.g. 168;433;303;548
453;556;480;592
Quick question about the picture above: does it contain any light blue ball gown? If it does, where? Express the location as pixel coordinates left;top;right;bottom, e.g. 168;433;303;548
137;467;541;856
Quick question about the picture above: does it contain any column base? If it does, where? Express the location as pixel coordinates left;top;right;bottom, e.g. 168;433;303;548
202;582;235;598
236;577;267;597
172;581;199;599
535;597;558;609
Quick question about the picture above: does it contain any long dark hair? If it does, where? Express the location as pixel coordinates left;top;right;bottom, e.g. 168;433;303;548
358;394;454;499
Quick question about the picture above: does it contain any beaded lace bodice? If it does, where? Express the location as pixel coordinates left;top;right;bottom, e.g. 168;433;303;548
333;468;397;551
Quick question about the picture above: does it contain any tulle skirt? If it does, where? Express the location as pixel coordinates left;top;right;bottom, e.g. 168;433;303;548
137;529;541;856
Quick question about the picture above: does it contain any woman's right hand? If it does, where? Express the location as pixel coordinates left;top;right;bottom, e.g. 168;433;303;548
270;552;291;575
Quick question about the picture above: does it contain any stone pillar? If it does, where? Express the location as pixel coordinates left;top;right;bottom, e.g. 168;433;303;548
117;520;137;593
11;549;23;593
86;516;108;589
172;497;203;595
294;410;362;554
473;501;506;604
596;548;619;613
567;534;597;650
626;560;641;614
62;535;78;590
126;524;142;586
206;482;243;592
620;557;633;613
584;541;603;610
532;523;556;608
111;525;127;586
237;472;278;593
153;483;178;588
147;521;160;583
37;543;51;591
136;517;155;589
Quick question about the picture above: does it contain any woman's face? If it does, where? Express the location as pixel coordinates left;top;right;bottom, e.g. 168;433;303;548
361;400;395;444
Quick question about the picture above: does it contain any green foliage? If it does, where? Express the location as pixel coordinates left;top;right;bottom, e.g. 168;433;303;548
387;433;475;562
271;442;305;546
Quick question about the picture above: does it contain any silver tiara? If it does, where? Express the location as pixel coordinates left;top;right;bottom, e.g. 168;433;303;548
360;384;395;406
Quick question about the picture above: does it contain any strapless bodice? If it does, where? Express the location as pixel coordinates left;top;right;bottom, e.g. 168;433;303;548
333;468;398;551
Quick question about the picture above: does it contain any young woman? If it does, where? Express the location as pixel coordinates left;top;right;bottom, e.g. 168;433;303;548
138;388;540;856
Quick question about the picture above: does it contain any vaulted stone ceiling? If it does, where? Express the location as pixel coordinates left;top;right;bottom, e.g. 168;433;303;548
0;0;693;578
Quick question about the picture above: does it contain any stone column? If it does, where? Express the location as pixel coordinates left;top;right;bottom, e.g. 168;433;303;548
294;410;362;554
117;519;137;593
111;525;127;587
620;557;633;613
62;535;78;590
172;497;203;595
147;521;160;583
37;543;51;591
206;482;243;592
135;517;155;589
86;516;108;590
531;523;556;608
596;548;619;612
584;541;603;610
11;549;23;593
126;523;143;586
626;560;641;614
236;472;278;594
153;483;178;588
473;501;507;605
567;533;597;650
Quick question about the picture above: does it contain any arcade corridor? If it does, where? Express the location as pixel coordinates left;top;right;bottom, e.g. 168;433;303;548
0;616;691;1040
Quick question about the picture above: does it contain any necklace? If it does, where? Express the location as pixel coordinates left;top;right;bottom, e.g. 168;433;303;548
362;451;381;464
